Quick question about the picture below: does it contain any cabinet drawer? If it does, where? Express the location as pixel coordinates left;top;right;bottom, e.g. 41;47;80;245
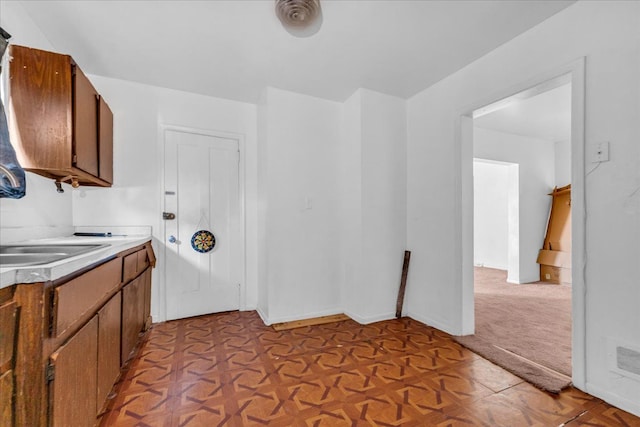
123;247;150;283
137;249;149;272
122;252;138;283
0;301;18;373
52;258;122;338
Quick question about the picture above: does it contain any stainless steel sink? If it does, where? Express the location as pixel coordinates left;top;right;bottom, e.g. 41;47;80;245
0;244;108;267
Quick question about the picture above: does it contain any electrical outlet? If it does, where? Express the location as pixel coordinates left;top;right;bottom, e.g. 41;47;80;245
592;141;610;163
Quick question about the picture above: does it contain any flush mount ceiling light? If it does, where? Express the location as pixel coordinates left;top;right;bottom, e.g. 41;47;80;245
275;0;323;37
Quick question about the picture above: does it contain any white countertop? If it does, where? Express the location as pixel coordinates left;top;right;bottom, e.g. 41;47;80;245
0;232;152;289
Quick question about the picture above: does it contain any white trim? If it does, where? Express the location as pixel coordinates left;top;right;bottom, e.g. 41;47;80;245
256;306;270;326
344;311;396;325
586;382;640;418
454;58;587;389
405;310;456;335
158;124;247;321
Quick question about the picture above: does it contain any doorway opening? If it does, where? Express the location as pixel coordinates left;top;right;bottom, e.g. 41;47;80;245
457;63;585;391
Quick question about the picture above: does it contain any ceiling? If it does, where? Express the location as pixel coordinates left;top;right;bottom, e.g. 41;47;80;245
15;0;574;103
474;83;571;142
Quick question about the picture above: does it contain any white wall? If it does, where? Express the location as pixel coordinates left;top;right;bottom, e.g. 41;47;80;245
71;76;258;321
555;138;571;186
341;89;407;323
473;159;509;271
341;91;363;322
474;127;555;283
407;1;640;415
256;91;269;320
0;0;74;243
258;87;344;324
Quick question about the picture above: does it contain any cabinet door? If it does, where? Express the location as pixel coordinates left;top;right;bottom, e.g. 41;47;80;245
73;65;99;177
97;292;121;413
121;277;144;363
0;301;18;374
142;268;152;330
0;300;17;426
98;96;113;184
49;316;98;427
0;370;13;427
8;45;73;170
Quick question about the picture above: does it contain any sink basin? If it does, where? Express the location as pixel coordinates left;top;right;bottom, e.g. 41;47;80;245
0;244;108;267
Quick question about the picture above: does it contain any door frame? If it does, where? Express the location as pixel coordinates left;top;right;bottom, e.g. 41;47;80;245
157;124;246;322
455;58;586;389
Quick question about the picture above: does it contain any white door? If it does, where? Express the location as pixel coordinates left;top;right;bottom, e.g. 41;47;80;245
163;129;241;321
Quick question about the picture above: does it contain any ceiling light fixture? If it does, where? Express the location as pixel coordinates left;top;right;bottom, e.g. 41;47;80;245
275;0;322;38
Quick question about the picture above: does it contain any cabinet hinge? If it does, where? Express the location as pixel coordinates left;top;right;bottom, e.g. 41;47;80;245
46;364;55;382
72;154;77;164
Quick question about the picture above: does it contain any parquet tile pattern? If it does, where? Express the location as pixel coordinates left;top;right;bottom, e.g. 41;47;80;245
99;311;640;427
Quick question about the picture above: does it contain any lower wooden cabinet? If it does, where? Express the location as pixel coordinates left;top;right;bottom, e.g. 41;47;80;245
3;241;155;427
49;316;98;427
97;292;122;411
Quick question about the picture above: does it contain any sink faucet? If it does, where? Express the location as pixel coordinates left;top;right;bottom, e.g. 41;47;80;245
0;164;19;188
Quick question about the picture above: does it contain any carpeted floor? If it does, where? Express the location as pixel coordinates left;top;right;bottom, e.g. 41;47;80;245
455;267;572;392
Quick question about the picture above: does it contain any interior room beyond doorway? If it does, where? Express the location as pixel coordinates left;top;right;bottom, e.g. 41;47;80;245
460;78;573;391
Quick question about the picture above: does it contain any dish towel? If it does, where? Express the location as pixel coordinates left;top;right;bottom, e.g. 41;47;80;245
0;86;26;199
0;28;26;199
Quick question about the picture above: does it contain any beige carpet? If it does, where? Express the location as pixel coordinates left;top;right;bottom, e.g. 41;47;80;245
454;267;572;393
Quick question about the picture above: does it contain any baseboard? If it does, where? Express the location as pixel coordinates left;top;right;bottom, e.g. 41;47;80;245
405;310;457;335
507;275;540;285
586;382;640;418
475;263;508;271
256;306;270;325
344;310;396;325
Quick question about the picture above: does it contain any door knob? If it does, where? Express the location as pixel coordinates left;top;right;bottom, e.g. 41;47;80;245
168;235;177;244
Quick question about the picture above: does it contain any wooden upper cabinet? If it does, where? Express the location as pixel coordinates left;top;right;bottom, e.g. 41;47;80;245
98;96;114;183
8;45;73;172
9;45;113;187
72;64;99;177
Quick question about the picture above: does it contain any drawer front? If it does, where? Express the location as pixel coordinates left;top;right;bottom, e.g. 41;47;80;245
136;249;149;273
0;301;18;373
52;257;122;338
122;252;138;283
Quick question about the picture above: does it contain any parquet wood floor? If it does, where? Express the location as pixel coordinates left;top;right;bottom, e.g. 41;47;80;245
99;311;640;427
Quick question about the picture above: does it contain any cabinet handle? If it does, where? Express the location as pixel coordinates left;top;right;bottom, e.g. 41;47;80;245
168;235;177;244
